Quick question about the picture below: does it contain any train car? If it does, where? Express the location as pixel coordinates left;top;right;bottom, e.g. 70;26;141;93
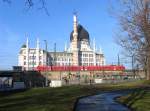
35;65;125;72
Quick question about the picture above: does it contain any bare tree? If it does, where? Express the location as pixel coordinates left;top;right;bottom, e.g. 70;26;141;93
110;0;150;80
2;0;49;15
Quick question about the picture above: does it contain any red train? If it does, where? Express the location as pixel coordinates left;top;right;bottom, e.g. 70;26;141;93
35;65;125;72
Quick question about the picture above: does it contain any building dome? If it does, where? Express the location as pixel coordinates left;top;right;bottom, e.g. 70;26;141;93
21;44;26;48
70;24;89;42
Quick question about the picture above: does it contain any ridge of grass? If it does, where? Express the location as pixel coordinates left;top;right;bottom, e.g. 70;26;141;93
117;80;150;111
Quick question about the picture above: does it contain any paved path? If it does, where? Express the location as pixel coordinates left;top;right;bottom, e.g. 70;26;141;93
75;91;131;111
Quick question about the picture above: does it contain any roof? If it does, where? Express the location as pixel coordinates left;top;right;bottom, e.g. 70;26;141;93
21;44;26;48
70;24;90;42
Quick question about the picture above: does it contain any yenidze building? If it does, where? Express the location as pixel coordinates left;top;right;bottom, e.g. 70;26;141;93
18;14;106;71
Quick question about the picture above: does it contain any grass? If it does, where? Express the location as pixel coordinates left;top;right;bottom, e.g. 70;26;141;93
117;81;150;111
0;80;149;111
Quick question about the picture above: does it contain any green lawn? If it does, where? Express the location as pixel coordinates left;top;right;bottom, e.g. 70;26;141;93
0;80;149;111
117;81;150;111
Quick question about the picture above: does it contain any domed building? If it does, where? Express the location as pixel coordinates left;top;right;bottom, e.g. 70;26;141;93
18;14;105;70
49;14;105;66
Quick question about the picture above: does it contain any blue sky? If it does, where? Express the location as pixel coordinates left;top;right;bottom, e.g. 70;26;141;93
0;0;131;70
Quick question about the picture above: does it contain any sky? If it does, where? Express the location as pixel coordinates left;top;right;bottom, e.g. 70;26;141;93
0;0;131;70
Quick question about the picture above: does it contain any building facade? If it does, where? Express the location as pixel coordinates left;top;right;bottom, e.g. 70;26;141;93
18;14;105;70
18;38;48;70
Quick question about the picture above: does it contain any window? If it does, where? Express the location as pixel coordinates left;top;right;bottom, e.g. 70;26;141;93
84;58;88;62
24;62;26;65
102;61;104;65
33;56;36;59
83;54;88;57
89;63;93;66
32;62;36;65
24;56;26;60
19;50;23;54
89;54;93;57
65;58;67;61
89;58;93;62
85;54;88;57
29;62;32;65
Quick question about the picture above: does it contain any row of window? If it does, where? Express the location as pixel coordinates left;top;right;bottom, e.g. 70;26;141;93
24;61;42;65
22;50;43;54
81;58;94;62
24;56;42;60
56;63;71;66
81;63;104;66
81;63;94;66
51;53;72;57
53;62;102;66
80;54;94;57
52;57;96;61
51;58;72;61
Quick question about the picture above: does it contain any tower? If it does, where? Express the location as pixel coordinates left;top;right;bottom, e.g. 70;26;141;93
64;42;67;51
93;38;96;66
72;13;79;66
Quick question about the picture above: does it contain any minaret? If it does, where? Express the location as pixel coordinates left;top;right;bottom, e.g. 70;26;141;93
93;37;96;52
36;38;40;49
73;13;78;37
64;42;67;51
99;46;102;54
72;13;79;66
36;38;40;66
26;37;29;70
93;37;96;66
